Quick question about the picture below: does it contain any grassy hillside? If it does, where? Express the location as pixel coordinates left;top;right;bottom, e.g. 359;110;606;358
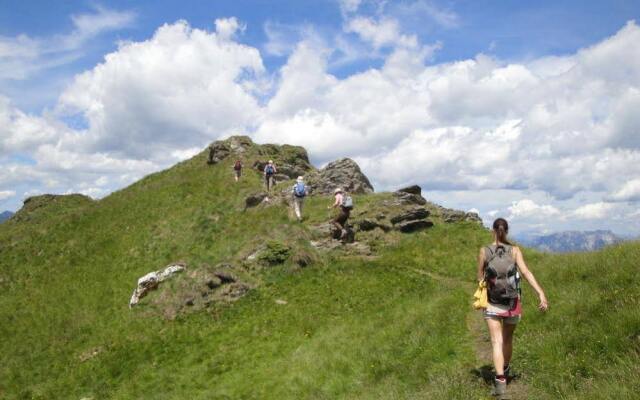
0;142;638;399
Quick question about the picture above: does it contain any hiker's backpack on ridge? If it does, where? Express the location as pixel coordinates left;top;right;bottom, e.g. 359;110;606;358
484;244;520;305
342;195;353;209
265;164;275;175
234;161;242;170
294;182;306;198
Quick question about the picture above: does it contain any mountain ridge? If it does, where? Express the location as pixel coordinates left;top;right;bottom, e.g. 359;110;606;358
517;229;623;253
1;136;638;399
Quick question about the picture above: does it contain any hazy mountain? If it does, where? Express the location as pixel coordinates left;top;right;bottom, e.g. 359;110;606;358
518;230;623;253
0;210;13;223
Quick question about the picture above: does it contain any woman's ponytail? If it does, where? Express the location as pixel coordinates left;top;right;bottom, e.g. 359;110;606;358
492;218;512;245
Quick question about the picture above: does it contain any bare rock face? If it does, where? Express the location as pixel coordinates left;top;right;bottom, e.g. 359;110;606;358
390;207;430;224
129;263;186;308
307;158;374;195
244;192;269;209
393;185;427;205
207;141;231;164
395;219;434;233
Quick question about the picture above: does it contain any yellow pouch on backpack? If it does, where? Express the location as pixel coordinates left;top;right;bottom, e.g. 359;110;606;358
473;280;488;309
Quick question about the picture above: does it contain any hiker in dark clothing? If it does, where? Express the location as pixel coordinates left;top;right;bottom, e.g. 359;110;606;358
476;218;548;399
233;160;243;182
328;188;352;239
263;160;277;193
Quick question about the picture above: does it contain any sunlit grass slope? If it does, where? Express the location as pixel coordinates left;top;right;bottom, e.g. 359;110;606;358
0;145;638;399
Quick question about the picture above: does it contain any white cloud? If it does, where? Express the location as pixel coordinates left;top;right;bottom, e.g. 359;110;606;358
572;202;615;219
609;178;640;202
3;14;640;236
508;199;560;220
345;16;417;49
215;17;245;39
0;5;135;81
0;190;15;201
57;20;265;160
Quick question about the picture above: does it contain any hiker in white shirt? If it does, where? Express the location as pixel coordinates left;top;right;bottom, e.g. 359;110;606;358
291;176;307;221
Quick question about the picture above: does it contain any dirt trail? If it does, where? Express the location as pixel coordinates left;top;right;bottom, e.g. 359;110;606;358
409;267;532;399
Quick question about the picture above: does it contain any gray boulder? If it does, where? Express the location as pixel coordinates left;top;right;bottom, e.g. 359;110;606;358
393;185;427;205
129;263;186;307
207;141;231;164
356;218;391;232
397;185;422;195
307;158;374;195
390;208;430;224
244;193;268;209
396;219;434;233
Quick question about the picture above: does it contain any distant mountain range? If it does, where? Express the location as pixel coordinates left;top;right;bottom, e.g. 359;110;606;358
0;211;13;223
517;230;624;253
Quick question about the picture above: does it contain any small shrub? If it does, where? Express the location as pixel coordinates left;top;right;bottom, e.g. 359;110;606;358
259;241;291;265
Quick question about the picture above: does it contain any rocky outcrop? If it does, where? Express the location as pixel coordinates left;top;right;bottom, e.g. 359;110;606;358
307;158;374;195
395;219;434;233
392;185;427;205
434;207;482;224
207;141;231;164
356;218;391;232
129;263;186;307
388;207;433;233
244;192;269;209
390;207;430;224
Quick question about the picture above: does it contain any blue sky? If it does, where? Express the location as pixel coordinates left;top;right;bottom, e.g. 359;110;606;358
1;0;640;236
2;0;637;111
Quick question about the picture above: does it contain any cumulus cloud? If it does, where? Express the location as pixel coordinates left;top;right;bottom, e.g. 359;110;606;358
3;12;640;236
57;20;265;160
572;202;616;220
609;178;640;202
345;16;417;49
508;199;561;220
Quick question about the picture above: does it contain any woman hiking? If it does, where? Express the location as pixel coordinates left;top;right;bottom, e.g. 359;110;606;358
476;218;548;399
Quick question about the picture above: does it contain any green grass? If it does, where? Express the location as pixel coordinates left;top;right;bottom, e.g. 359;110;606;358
0;143;638;399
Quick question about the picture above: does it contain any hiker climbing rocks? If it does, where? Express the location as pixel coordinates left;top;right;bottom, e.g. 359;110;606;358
328;188;353;240
291;176;307;221
264;160;277;193
476;218;548;399
233;159;243;182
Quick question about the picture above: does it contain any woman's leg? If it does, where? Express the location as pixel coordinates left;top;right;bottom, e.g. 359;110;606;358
486;318;505;375
502;322;517;369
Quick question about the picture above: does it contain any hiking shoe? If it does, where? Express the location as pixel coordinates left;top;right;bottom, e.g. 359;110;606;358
491;379;509;398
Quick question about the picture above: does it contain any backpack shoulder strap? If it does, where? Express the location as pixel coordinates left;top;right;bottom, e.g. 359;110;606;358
483;246;495;265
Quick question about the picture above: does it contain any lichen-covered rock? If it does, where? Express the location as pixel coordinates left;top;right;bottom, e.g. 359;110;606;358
207;141;231;164
356;218;391;232
390;208;430;224
393;185;427;205
129;263;186;307
397;185;422;195
307;158;374;195
395;219;434;233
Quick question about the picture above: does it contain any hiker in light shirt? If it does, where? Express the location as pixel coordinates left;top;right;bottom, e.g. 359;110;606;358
291;176;307;221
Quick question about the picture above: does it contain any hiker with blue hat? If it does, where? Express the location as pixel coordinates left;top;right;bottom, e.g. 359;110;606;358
291;176;307;221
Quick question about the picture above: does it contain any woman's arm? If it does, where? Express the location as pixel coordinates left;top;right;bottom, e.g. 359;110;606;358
514;246;549;311
476;248;485;282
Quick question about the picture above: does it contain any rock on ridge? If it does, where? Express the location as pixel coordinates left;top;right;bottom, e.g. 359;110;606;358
307;158;374;195
129;263;186;307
